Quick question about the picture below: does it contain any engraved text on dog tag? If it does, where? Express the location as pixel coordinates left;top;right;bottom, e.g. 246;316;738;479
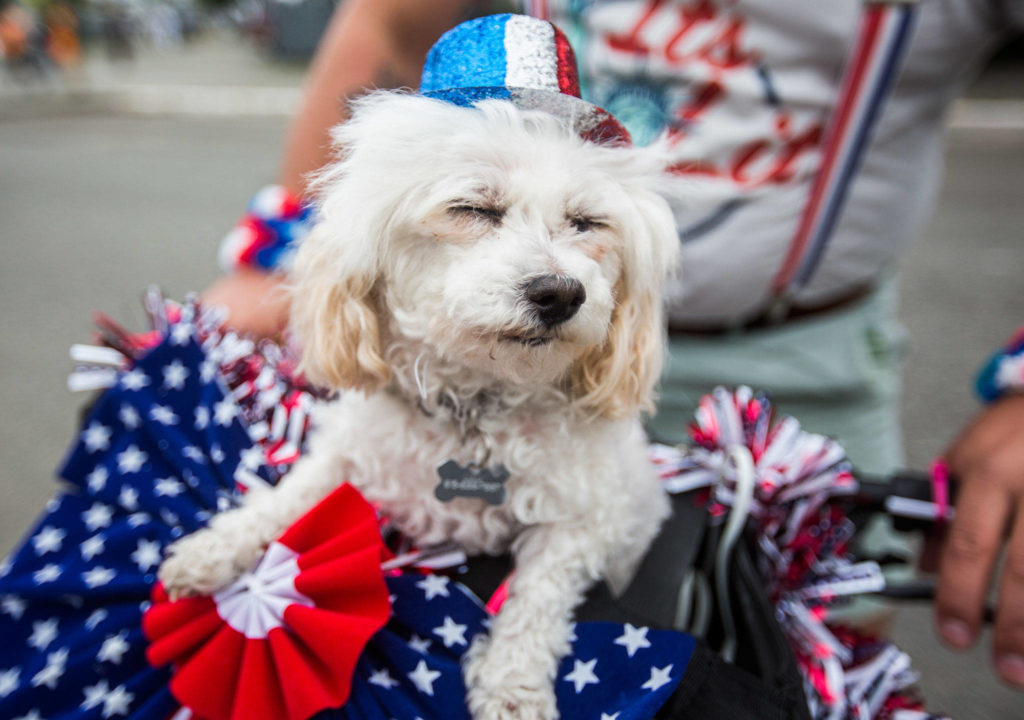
435;460;510;505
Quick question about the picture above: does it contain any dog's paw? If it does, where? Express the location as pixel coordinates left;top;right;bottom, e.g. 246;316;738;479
157;527;261;599
464;635;559;720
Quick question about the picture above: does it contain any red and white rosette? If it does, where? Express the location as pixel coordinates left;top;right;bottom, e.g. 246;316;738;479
142;484;391;720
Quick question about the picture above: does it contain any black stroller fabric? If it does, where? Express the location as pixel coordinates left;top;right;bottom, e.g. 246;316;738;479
459;492;813;720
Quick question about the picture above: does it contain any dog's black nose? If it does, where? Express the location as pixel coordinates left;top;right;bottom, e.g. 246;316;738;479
524;275;586;326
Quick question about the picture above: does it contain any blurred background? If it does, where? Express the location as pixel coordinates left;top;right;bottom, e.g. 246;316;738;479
0;2;1022;717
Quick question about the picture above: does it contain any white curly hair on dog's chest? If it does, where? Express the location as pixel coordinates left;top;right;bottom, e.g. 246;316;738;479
305;371;662;562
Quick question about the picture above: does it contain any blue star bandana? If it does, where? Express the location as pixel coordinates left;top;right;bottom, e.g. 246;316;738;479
0;300;694;720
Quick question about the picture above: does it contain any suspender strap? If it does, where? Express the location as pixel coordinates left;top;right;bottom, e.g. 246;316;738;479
770;1;921;312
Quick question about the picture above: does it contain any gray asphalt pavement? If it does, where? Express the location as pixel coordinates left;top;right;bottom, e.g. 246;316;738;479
1;35;1022;719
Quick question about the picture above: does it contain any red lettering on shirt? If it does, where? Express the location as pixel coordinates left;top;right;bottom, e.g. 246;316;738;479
605;0;668;55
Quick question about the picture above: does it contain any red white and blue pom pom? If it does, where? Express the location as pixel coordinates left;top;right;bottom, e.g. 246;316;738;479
68;288;322;477
656;386;946;720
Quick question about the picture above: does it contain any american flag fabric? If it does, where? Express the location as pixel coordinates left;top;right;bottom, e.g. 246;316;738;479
0;306;694;720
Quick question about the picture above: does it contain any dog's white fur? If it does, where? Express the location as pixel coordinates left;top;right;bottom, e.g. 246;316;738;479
159;92;680;720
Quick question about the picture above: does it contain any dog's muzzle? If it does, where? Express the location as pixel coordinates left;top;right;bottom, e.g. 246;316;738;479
523;275;586;327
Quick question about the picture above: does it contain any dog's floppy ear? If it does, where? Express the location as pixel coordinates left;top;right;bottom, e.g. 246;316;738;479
569;186;679;419
289;222;391;393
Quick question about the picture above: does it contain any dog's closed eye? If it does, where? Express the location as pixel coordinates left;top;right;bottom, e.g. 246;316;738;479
448;204;505;225
568;214;609;234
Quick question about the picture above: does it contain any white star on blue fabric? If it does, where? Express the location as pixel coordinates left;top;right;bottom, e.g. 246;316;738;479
182;445;206;464
613;624;651;657
239;445;265;472
407;660;441;696
119;368;150;391
86;465;109;493
97;632;130;664
81;679;110;710
28;619;58;649
118;404;141;429
80;535;105;561
32;564;62;584
194;406;210;430
116;445;147;474
1;595;26;620
0;667;20;698
127;513;151;528
432;616;468;648
85;609;108;630
640;664;673;692
407;634;432;654
200;358;217;383
213;398;238;426
416;574;450;600
131;539;162;572
118;486;140;511
83;503;114;532
31;648;67;689
31;527;65;556
162;360;190;390
600;713;621;720
149;404;179;425
368;667;399;689
169;322;192;346
155;478;184;497
564;658;600;693
82;567;116;589
102;684;134;717
82;422;112;453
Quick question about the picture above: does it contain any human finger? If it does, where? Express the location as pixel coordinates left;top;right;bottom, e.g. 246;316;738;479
935;470;1011;649
993;500;1024;687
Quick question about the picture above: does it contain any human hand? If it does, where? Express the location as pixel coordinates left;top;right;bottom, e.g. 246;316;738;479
201;269;290;340
932;393;1024;688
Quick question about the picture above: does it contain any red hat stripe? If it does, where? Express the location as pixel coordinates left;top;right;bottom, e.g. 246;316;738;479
553;27;581;98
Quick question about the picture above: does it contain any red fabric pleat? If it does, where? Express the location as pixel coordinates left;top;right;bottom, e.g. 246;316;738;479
268;627;344;720
283;603;382;676
296;517;382;570
144;600;221;668
294;546;387;606
230;638;289;720
279;484;375;553
170;624;246;720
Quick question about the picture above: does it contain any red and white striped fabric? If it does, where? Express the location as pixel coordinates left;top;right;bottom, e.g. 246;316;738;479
772;1;920;298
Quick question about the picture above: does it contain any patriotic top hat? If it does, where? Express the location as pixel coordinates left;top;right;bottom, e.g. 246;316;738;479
420;14;631;146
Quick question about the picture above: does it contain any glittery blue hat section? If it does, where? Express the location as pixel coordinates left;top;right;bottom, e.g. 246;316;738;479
420;14;631;145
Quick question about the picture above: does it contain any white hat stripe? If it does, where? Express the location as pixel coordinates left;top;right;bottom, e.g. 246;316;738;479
504;15;559;93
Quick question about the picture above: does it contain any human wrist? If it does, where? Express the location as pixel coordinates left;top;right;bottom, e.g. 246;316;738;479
219;185;316;274
976;326;1024;402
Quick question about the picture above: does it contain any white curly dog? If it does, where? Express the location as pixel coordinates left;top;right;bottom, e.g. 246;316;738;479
159;88;679;719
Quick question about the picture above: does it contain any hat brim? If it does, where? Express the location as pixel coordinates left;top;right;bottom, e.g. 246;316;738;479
422;86;631;146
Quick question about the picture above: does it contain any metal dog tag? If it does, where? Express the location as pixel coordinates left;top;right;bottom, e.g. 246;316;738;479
435;460;509;505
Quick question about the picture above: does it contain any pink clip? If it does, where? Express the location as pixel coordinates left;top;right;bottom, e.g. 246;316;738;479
485;575;513;615
930;457;950;525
